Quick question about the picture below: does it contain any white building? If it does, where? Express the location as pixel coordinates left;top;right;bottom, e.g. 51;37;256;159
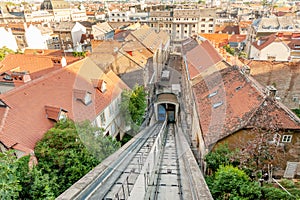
25;24;49;49
0;27;18;52
71;22;86;48
25;10;54;23
249;34;290;61
108;9;130;22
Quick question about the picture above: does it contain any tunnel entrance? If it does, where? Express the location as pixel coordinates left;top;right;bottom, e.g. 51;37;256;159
155;93;179;123
158;103;176;123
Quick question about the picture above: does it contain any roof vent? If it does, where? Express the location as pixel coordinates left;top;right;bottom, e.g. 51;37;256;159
61;57;67;67
235;86;242;91
266;85;277;98
257;39;262;46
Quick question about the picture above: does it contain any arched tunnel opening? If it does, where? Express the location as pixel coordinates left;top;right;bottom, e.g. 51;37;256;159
157;103;177;123
155;93;179;124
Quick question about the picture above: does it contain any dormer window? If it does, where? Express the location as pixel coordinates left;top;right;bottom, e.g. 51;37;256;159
92;79;107;93
0;99;8;107
294;44;300;49
73;89;92;105
45;105;68;122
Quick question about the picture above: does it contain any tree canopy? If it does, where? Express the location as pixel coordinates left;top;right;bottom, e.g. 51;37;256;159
0;47;14;61
0;119;120;199
209;165;262;200
120;84;147;133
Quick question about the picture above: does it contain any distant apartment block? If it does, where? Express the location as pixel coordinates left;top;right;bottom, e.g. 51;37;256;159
149;7;216;40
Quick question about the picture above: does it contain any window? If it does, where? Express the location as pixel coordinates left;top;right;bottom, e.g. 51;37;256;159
201;24;205;27
100;112;106;126
282;135;292;143
208;91;218;98
294;44;300;49
209;24;213;27
109;103;114;116
213;101;223;109
269;133;281;146
293;96;298;102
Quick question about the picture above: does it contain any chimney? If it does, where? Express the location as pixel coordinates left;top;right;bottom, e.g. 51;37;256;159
61;57;67;67
266;85;277;98
257;39;262;46
242;65;251;75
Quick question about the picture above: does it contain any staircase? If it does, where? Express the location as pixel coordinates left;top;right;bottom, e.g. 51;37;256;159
283;162;299;179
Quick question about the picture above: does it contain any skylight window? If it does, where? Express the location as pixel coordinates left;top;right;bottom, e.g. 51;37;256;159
213;101;223;109
235;86;242;91
208;91;218;98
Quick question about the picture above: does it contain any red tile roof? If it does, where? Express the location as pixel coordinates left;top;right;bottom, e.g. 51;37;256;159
252;34;277;50
229;34;246;43
0;54;55;78
186;40;223;79
215;25;240;34
193;67;300;149
199;33;229;48
0;58;128;154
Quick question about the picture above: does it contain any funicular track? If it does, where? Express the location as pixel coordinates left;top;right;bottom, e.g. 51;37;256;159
76;122;165;200
152;123;183;200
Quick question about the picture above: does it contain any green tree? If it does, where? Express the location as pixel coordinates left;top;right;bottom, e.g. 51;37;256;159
205;143;239;174
29;168;57;200
77;121;121;162
72;51;86;58
0;47;14;61
223;44;235;55
120;85;147;133
34;119;120;197
209;165;262;200
261;185;295;200
292;109;300;118
0;150;22;199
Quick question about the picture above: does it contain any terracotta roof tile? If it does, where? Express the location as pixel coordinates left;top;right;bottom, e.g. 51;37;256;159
252;34;277;50
193;67;300;149
199;33;229;48
229;34;246;43
215;25;240;34
0;58;128;154
0;54;54;77
186;40;223;79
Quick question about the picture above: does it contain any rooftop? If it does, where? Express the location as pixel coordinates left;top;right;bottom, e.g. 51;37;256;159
193;67;300;149
0;57;128;155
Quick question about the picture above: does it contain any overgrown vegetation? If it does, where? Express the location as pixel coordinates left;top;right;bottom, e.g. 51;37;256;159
0;119;120;199
120;84;147;133
0;46;14;61
72;51;87;58
292;109;300;118
205;144;300;200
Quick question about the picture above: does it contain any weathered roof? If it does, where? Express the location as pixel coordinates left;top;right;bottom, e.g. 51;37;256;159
185;40;223;80
252;34;277;50
0;57;128;154
193;67;300;149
